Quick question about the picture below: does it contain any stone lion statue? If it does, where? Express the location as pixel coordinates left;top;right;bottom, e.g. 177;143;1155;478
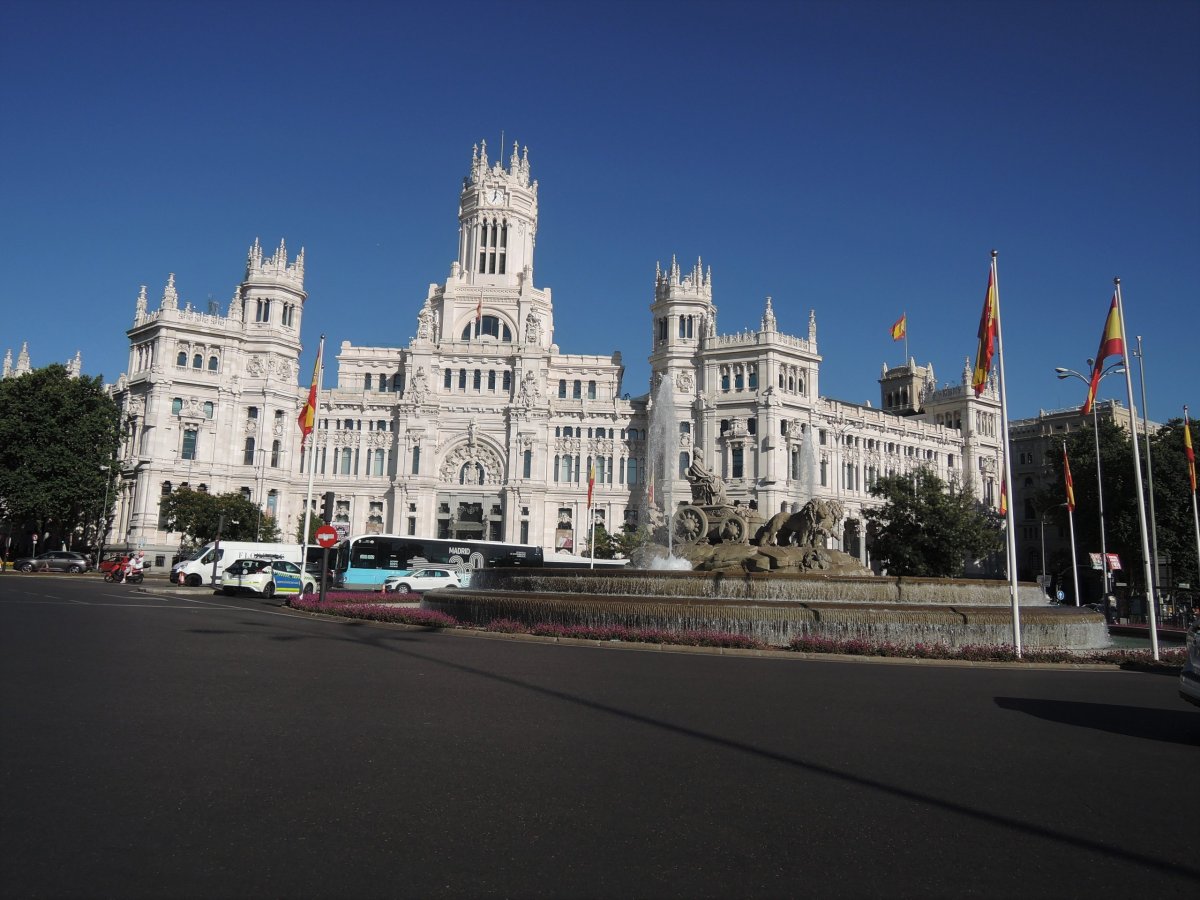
756;499;845;548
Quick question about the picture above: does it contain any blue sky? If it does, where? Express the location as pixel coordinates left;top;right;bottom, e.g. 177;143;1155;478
2;0;1196;424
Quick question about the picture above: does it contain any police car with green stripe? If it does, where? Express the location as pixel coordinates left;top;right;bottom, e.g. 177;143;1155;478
220;557;316;598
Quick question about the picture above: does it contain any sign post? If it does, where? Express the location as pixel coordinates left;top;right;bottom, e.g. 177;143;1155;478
315;524;338;603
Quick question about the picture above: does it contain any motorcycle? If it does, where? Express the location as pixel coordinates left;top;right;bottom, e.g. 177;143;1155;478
104;569;144;584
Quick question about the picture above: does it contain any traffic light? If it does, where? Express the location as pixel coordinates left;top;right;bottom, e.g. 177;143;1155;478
322;491;335;523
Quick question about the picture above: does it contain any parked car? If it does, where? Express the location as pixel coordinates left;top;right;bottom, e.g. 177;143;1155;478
1180;621;1200;709
220;558;316;598
382;567;465;595
14;551;91;574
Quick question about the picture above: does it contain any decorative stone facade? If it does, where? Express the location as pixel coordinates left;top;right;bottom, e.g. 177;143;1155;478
108;142;1004;569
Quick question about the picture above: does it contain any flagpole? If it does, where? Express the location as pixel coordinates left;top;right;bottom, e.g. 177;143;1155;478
988;251;1022;655
1064;441;1081;607
903;311;908;363
299;336;325;578
1114;279;1159;659
1133;336;1163;603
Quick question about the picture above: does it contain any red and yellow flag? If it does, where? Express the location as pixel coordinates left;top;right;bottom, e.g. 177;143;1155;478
998;476;1007;516
1081;293;1124;415
586;460;597;507
1063;447;1076;512
297;341;322;448
972;266;998;396
476;298;483;324
1185;407;1197;493
890;314;906;341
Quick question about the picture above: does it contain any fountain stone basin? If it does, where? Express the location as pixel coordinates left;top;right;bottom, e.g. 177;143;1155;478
423;569;1109;651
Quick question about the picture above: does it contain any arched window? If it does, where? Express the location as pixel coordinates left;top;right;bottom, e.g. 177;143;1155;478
171;397;183;415
473;369;482;390
458;368;467;390
558;380;567;398
572;380;581;399
443;368;452;389
364;374;373;391
192;354;202;369
587;380;597;400
461;315;513;342
176;351;187;367
488;370;496;391
208;356;219;372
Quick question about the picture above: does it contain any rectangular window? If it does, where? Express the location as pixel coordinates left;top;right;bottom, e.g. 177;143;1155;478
587;380;597;400
732;447;743;479
181;429;198;461
558;380;567;398
372;450;384;476
523;449;532;478
411;446;420;475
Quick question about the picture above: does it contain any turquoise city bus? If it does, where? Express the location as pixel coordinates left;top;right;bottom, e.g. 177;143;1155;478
330;534;544;591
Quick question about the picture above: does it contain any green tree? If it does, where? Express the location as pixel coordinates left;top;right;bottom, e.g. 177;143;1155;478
160;488;282;547
0;364;121;553
1044;417;1200;593
866;468;1002;577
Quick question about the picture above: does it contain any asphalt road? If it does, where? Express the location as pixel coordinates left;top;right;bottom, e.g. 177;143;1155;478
2;574;1197;899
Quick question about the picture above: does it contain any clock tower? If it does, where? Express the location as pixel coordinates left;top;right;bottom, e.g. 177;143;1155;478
457;139;538;285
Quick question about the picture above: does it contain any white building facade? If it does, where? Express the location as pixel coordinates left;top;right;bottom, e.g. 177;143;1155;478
109;142;1004;569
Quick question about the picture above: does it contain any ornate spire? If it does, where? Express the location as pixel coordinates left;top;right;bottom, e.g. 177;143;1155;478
808;309;817;342
962;356;972;385
135;285;148;320
16;342;31;376
2;349;11;378
161;274;179;310
66;350;82;377
761;296;776;332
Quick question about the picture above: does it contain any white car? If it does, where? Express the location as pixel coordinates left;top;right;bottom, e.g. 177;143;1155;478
220;558;316;598
1180;621;1200;708
382;567;464;595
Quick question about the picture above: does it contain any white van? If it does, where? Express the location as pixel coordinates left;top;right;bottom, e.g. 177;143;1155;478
171;541;303;587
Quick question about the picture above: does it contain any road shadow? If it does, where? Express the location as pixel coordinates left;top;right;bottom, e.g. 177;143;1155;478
995;696;1200;746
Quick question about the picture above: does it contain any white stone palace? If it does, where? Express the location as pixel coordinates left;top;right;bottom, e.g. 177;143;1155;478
109;141;1004;569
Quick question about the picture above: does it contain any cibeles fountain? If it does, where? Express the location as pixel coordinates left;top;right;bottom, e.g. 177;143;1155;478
424;377;1108;652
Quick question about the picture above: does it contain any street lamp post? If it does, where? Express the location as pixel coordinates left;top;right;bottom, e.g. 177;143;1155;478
96;464;113;569
1055;361;1124;600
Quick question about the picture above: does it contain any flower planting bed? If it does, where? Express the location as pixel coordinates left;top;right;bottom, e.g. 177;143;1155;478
287;594;1184;668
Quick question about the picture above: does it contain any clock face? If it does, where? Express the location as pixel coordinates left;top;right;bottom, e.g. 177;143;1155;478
490;189;502;204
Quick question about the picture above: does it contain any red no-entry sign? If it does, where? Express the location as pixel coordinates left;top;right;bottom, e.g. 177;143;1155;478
315;524;338;548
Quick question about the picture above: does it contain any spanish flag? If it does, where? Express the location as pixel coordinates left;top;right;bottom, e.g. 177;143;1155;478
1063;446;1076;512
1081;294;1124;415
972;266;998;396
297;339;322;448
998;476;1007;516
890;314;906;341
586;459;596;507
1185;407;1197;493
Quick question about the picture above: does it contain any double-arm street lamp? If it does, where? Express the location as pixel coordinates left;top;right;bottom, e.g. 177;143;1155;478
1055;360;1125;598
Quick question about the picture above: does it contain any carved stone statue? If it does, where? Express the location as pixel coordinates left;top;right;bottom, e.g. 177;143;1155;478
686;452;728;507
411;366;429;403
756;499;845;548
